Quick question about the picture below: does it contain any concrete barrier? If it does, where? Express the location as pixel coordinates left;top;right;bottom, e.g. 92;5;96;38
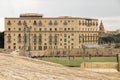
80;62;118;72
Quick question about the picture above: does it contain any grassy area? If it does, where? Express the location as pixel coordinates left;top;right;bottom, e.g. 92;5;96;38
37;57;117;67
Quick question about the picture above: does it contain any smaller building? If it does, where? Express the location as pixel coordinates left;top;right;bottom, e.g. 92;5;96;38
99;21;105;37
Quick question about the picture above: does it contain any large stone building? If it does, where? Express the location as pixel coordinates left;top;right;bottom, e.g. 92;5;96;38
4;13;99;51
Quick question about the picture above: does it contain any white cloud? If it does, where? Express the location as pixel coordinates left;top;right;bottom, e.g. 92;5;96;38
0;0;120;31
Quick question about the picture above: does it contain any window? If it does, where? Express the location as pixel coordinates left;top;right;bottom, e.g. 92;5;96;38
68;36;70;38
71;43;74;45
68;28;70;30
39;28;42;31
33;21;37;25
50;28;52;31
8;28;11;31
85;21;87;26
96;22;98;26
7;21;11;25
64;28;67;31
72;46;74;49
34;46;36;50
49;20;52;25
44;46;47;50
39;39;42;42
19;46;21;49
55;43;57;45
44;43;47;45
38;21;42;26
64;43;67;45
39;46;42;50
64;21;67;25
64;34;67;37
14;46;16;49
18;21;21;25
55;28;57;31
13;43;16;45
8;46;11;49
71;34;74;36
54;21;58;25
23;21;27;25
79;21;81;25
64;46;66;48
82;21;84;26
18;34;21;37
19;28;21;31
64;39;67;42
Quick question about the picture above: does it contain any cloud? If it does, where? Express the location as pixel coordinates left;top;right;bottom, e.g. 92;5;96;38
0;0;120;31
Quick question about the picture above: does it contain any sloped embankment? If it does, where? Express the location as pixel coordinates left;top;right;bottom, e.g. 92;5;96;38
0;53;118;80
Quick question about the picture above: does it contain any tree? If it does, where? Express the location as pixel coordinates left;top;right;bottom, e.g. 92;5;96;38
0;32;4;48
98;33;120;44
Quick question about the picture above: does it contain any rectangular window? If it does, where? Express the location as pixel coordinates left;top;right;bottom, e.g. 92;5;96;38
8;46;11;49
44;46;47;50
64;28;66;31
64;39;67;42
55;28;57;31
34;46;36;50
39;46;42;50
50;28;52;31
39;28;42;31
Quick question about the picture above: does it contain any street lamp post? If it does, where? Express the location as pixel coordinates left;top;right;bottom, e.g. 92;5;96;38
81;34;85;68
24;25;31;57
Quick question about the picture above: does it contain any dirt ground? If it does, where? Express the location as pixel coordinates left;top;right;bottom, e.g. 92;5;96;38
102;72;120;79
0;53;119;80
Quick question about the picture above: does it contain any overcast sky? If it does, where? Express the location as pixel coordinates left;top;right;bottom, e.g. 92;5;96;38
0;0;120;31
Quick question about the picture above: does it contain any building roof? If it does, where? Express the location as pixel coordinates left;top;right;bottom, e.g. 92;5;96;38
20;13;43;18
5;13;98;20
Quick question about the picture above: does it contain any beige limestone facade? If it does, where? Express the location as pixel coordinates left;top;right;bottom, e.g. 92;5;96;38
4;13;99;51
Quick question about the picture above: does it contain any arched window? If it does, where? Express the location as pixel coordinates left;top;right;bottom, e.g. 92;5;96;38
8;28;11;31
49;20;53;25
7;21;11;25
82;21;84;26
64;21;67;25
18;21;22;25
96;22;98;26
38;21;42;26
79;21;81;25
23;21;27;25
54;21;58;25
33;21;37;25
